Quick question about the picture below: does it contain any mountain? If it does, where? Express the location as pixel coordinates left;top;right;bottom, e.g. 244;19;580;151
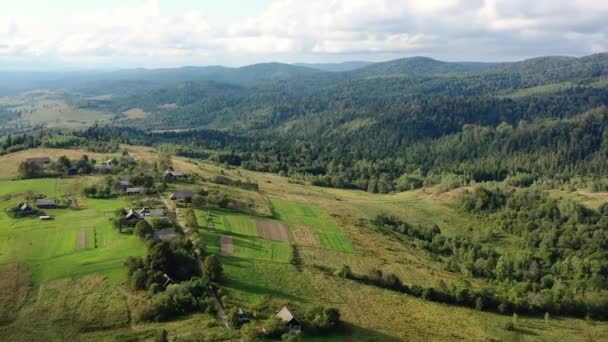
352;56;496;77
294;61;373;72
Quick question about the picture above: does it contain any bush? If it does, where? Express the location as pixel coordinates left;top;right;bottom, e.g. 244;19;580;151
134;220;154;239
203;255;223;282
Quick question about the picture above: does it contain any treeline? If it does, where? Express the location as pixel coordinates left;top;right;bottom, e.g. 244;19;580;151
365;191;608;320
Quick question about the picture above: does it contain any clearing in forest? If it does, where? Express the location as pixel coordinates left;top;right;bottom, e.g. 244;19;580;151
256;220;293;243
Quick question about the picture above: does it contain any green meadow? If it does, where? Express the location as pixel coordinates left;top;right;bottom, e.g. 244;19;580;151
0;178;145;284
196;208;292;263
270;198;354;252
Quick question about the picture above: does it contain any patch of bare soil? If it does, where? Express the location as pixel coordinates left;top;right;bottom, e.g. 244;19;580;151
76;228;87;250
220;235;234;256
256;221;293;243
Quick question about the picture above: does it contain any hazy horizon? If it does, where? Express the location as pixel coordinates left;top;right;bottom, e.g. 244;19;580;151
1;0;607;70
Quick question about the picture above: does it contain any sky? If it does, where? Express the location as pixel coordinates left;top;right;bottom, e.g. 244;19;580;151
0;0;607;70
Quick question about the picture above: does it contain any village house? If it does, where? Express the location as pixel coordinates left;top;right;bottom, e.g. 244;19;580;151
276;307;302;332
16;202;34;216
25;157;51;165
125;209;141;221
94;164;112;174
118;180;134;191
153;228;177;241
36;198;57;209
170;190;193;202
139;208;166;217
126;187;145;195
164;170;187;181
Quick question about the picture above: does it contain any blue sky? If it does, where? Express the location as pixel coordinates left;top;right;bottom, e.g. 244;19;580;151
0;0;606;70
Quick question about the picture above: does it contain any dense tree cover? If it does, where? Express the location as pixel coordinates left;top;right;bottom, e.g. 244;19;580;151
364;186;608;319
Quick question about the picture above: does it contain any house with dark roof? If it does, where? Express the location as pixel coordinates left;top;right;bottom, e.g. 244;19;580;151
94;164;112;174
153;228;177;241
126;187;145;195
170;190;193;202
276;307;302;332
118;180;134;191
125;209;141;221
164;170;187;180
36;198;57;209
16;202;34;216
140;208;166;217
26;157;51;164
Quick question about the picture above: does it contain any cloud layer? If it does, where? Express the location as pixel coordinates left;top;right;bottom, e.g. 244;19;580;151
0;0;607;68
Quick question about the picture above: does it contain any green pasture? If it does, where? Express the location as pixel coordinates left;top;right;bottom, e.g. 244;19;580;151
270;199;353;253
0;179;145;284
195;209;291;263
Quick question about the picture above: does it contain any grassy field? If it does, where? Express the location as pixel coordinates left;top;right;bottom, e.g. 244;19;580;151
0;92;114;130
196;209;292;263
271;198;354;253
1;147;608;341
0;148;116;180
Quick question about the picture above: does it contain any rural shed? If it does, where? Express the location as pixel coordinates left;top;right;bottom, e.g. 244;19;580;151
126;187;145;195
95;164;112;174
36;198;57;209
170;190;193;201
118;180;134;190
276;307;302;331
125;209;141;220
17;202;34;215
154;228;176;241
164;170;187;180
26;157;51;164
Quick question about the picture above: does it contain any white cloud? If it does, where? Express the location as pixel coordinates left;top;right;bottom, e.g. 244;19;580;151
0;0;606;68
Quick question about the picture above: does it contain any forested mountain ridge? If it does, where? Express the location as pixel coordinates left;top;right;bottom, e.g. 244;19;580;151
61;53;608;193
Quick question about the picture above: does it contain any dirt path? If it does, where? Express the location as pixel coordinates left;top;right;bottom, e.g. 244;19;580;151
75;228;87;250
220;235;234;256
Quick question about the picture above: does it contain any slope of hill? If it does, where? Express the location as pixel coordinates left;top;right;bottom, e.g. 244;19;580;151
294;61;373;72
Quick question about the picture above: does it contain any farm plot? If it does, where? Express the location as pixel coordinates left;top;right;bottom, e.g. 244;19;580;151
256;220;293;243
220;235;234;256
270;199;354;252
0;185;145;284
223;214;259;237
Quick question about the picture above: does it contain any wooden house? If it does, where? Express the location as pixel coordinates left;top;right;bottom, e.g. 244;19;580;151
276;307;302;332
36;198;57;209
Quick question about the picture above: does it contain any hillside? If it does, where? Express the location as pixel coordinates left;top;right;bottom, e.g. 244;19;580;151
0;146;606;341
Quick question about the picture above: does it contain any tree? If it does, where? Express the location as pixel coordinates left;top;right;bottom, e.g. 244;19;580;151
240;323;258;342
18;161;43;178
134;220;154;239
155;329;168;342
203;255;223;282
184;209;199;230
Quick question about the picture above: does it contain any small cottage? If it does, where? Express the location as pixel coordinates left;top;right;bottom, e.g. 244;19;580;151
16;202;34;216
36;198;57;209
154;228;177;241
164;170;187;180
125;209;141;221
276;307;302;332
170;190;193;202
26;157;51;165
126;187;145;195
95;164;112;174
118;180;134;191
